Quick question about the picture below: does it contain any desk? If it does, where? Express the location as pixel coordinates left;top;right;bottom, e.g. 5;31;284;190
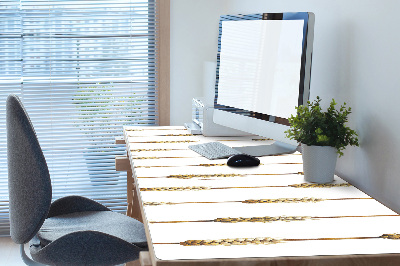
121;126;400;266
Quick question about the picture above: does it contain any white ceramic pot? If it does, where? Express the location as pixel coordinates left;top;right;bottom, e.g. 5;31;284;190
301;144;338;184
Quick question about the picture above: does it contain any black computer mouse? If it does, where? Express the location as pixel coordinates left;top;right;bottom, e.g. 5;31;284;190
227;154;260;167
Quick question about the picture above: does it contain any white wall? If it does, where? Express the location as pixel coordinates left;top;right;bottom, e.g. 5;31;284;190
170;0;227;125
170;0;400;212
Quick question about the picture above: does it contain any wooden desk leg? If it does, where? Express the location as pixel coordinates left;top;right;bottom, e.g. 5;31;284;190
126;169;134;218
127;169;143;223
139;252;152;266
115;155;136;218
124;252;151;266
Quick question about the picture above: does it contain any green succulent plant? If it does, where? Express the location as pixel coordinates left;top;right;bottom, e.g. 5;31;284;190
285;96;359;157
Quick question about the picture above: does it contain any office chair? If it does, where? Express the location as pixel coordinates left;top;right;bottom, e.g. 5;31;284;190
6;94;148;265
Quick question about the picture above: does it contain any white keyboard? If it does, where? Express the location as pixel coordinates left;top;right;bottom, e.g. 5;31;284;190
189;142;242;160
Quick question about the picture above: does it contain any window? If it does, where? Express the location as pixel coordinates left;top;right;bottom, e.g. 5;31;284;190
0;0;169;236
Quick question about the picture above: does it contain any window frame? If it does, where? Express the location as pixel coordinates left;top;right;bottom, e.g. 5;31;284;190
157;0;170;126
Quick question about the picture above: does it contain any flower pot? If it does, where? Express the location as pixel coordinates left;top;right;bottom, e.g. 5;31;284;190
301;144;338;184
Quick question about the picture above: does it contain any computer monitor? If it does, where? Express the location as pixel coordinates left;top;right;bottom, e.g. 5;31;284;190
213;12;315;156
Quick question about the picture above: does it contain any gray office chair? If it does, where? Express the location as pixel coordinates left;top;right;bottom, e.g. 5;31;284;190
6;94;148;265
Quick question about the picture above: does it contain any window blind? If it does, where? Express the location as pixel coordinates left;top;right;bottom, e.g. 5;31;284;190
0;0;159;236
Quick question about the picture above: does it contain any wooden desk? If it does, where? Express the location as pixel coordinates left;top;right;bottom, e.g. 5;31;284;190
121;126;400;266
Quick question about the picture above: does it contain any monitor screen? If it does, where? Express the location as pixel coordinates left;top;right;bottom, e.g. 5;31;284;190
217;19;304;119
213;13;315;156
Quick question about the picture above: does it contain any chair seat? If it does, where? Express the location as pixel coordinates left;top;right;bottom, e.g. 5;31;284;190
37;211;147;248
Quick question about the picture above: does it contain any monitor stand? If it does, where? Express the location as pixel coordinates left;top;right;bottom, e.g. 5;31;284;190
232;141;298;157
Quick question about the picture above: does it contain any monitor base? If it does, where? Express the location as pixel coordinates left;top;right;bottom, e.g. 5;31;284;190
233;141;298;157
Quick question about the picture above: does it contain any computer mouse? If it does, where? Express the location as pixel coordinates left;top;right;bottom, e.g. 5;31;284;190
227;154;260;167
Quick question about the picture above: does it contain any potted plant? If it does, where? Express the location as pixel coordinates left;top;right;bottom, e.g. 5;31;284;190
285;96;359;183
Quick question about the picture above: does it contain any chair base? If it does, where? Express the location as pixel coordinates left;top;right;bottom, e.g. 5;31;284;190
20;244;45;266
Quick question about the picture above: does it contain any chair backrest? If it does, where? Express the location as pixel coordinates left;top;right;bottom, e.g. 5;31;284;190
7;94;52;244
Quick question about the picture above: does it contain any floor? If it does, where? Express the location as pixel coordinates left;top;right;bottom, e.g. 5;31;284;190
0;237;25;266
0;236;141;266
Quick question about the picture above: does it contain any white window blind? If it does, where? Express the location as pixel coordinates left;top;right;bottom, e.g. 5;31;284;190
0;0;159;236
